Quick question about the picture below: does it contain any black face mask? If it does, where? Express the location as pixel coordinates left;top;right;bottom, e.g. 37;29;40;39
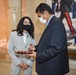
23;25;30;32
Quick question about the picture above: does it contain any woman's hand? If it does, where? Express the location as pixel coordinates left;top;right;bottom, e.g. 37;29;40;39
22;64;29;70
18;63;29;70
18;63;24;68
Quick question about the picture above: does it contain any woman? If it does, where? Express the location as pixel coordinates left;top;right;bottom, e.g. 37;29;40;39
8;16;36;75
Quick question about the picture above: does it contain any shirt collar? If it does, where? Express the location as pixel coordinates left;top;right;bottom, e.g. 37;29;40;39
46;15;54;26
23;32;27;36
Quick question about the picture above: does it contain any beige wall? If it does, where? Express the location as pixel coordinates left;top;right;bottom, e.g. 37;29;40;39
0;0;8;49
46;0;52;7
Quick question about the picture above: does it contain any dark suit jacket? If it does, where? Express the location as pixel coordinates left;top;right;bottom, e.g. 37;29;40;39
36;16;69;75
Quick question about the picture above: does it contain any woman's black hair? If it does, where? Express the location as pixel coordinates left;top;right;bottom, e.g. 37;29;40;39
35;3;52;14
12;16;34;38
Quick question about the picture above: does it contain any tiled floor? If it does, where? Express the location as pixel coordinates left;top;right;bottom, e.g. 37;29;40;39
0;59;76;75
0;46;76;75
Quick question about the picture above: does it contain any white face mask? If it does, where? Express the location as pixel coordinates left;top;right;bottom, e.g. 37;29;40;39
39;17;47;24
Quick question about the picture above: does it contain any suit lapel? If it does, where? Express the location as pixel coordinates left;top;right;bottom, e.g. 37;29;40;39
41;16;56;37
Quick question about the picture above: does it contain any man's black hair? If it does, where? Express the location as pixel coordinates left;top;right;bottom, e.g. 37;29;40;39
35;3;52;14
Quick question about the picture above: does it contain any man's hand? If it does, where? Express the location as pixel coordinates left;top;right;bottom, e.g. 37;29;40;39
27;52;36;58
28;44;36;51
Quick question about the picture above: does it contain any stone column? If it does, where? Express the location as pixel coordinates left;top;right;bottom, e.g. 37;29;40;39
6;0;22;61
7;0;22;36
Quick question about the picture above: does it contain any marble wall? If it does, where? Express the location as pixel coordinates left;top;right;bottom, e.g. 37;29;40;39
0;0;22;50
7;0;22;36
0;0;8;49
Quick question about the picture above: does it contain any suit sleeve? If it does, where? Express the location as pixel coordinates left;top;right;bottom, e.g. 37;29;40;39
27;39;36;67
36;20;66;64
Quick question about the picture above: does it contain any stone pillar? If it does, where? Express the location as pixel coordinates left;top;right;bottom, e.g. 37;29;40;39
5;0;22;61
22;0;28;16
7;0;22;36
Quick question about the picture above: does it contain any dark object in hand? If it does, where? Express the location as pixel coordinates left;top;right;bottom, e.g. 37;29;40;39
15;51;32;54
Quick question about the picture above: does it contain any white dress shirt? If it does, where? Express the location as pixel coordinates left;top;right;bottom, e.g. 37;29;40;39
23;32;27;45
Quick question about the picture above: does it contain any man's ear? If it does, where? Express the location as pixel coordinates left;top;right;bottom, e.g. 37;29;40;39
44;11;48;15
37;12;42;17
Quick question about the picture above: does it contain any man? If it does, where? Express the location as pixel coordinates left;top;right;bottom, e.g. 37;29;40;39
60;0;76;35
72;0;76;18
27;3;69;75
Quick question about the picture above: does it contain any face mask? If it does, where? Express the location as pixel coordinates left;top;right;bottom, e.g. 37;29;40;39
23;25;30;32
39;17;47;24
